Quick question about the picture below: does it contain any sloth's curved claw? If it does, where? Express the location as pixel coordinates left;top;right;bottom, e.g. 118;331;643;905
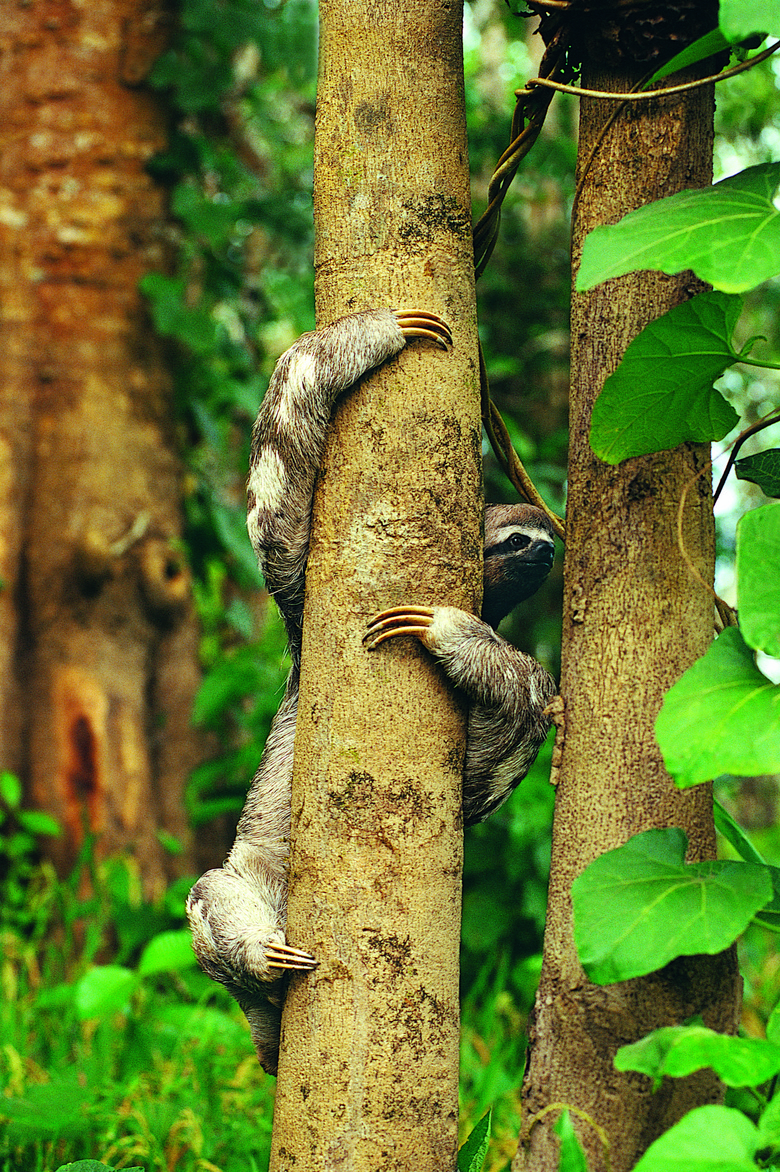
265;942;318;972
394;310;452;350
364;606;436;650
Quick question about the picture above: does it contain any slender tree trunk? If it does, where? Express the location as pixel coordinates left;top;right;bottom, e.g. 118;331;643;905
517;48;741;1172
268;2;479;1168
0;0;202;890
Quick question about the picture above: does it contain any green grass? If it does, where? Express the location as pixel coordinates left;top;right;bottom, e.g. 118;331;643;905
6;816;777;1172
459;956;532;1172
0;857;277;1172
0;936;528;1172
0;737;558;1172
0;853;533;1172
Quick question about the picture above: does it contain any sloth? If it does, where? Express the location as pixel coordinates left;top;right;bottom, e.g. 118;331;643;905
187;309;557;1074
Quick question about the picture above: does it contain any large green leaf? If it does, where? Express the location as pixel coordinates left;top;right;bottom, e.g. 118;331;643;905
720;0;780;39
577;163;780;294
572;828;771;984
656;627;780;786
615;1023;780;1088
737;501;780;656
632;1105;758;1172
589;292;740;463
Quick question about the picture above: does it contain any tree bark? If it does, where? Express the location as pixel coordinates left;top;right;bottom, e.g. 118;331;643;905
268;2;479;1169
0;0;202;891
516;55;742;1172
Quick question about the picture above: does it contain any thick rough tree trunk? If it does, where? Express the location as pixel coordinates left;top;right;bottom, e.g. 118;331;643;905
0;0;201;891
268;2;480;1169
516;51;742;1172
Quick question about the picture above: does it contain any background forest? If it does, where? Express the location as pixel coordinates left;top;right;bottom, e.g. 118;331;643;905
1;1;779;1170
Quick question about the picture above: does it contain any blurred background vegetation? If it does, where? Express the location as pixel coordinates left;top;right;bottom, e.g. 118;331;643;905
2;1;780;1169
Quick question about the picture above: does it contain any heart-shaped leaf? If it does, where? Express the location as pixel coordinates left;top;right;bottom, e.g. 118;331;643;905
589;292;740;463
656;627;780;786
573;828;771;984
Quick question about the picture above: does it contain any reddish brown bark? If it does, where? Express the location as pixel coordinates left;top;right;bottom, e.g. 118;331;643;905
0;0;202;891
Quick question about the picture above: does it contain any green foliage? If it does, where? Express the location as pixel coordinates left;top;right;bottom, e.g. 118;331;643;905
720;0;780;40
458;1110;491;1172
554;1111;589;1172
34;928;199;1027
141;0;318;830
151;0;316;114
573;358;780;1148
188;606;288;825
459;955;531;1142
0;771;61;938
655;627;780;787
589;291;741;462
458;744;554;1158
577;163;780;295
0;770;60;846
467;1;572;519
73;966;140;1021
631;1104;763;1172
738;499;780;655
736;448;780;496
462;733;554;992
583;174;780;467
615;1021;780;1089
458;753;558;1162
653;496;780;789
573;828;772;984
0;846;276;1172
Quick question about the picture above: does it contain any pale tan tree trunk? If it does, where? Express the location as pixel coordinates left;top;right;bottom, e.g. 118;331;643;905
268;2;480;1168
0;0;202;891
517;57;741;1172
